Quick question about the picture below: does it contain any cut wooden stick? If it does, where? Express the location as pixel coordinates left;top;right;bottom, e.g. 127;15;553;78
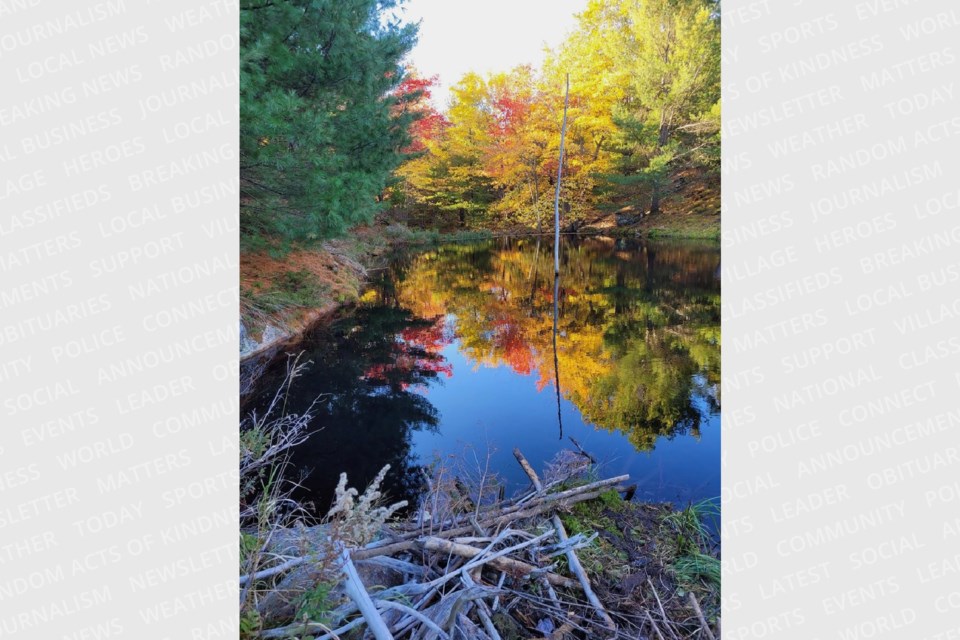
419;536;578;589
352;540;415;561
647;578;680;640
513;448;543;492
551;514;616;633
461;572;503;640
240;556;307;586
476;604;502;640
645;611;667;640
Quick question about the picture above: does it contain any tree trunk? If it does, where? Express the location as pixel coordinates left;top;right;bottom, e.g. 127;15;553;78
649;188;661;216
649;115;671;215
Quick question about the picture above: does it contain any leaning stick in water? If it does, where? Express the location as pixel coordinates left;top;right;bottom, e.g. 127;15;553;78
513;448;618;633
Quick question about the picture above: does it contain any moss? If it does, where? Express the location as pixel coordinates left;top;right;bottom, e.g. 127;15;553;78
557;490;632;579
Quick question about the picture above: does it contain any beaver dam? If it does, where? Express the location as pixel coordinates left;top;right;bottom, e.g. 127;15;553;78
240;375;721;640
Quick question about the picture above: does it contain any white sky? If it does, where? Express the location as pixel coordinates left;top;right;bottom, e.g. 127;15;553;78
396;0;588;110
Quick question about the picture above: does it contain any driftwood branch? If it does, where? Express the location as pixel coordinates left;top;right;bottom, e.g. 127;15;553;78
514;448;543;492
240;556;307;586
339;544;394;640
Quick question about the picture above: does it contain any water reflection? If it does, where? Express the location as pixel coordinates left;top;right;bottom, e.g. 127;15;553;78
245;305;446;512
245;236;720;511
394;237;720;451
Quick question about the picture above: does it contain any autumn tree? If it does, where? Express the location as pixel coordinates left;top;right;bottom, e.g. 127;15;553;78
392;0;721;229
388;68;447;213
606;0;721;214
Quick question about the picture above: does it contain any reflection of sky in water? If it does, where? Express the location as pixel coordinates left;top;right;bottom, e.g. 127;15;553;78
408;318;720;506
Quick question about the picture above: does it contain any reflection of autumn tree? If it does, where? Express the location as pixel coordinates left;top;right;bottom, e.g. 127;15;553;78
395;238;720;451
246;304;450;512
366;320;454;389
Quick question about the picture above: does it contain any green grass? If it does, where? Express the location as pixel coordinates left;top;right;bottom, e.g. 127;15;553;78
672;552;721;590
659;498;721;597
558;488;630;577
382;224;492;246
646;226;720;240
661;498;718;555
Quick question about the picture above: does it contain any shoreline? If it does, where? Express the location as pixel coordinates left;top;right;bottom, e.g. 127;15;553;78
239;220;719;367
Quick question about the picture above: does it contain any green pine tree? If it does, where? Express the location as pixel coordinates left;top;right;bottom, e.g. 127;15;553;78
240;0;418;248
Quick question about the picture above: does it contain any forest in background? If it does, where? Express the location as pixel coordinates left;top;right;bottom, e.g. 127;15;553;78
240;0;721;250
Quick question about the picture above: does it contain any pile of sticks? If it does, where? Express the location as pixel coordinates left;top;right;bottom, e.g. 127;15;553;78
245;449;670;639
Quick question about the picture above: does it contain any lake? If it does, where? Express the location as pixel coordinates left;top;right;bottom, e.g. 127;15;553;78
243;236;721;515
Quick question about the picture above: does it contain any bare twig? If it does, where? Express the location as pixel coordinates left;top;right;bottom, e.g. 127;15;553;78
567;437;597;464
647;578;680;640
645;611;667;640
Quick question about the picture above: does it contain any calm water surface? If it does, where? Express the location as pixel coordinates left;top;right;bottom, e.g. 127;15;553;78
244;237;720;514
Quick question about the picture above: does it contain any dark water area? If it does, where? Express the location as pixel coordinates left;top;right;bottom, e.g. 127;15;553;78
243;236;720;516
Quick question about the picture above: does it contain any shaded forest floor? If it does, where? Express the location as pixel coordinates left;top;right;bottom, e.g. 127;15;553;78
240;235;384;353
582;169;720;240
